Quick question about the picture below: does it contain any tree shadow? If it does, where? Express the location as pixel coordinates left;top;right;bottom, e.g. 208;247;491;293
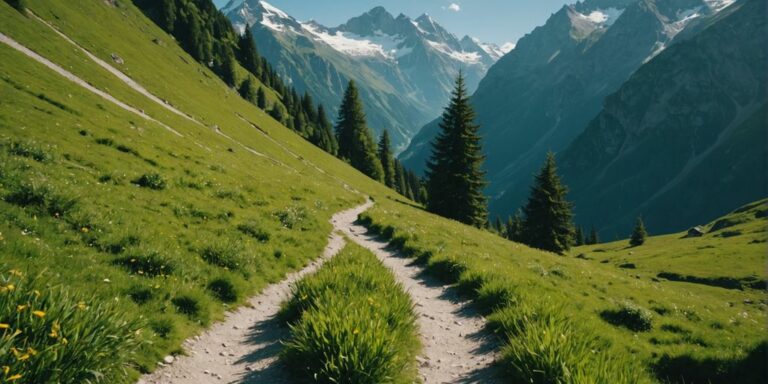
235;314;293;383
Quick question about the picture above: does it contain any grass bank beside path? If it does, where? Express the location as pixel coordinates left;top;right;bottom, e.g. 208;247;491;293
280;241;420;384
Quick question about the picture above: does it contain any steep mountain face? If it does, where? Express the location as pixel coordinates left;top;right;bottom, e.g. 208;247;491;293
222;0;506;151
400;0;738;212
559;0;766;237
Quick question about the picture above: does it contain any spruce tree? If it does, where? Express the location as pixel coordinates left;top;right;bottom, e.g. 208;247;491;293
237;25;261;77
312;104;338;155
630;217;648;247
506;211;524;242
257;87;267;109
378;130;396;188
425;73;488;227
335;81;383;181
494;217;504;236
394;159;407;196
521;152;575;253
238;77;257;103
575;226;585;246
588;227;599;245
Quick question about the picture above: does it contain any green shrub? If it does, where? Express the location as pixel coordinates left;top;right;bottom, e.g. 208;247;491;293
4;182;78;218
274;205;307;229
7;141;52;163
199;240;247;271
0;270;144;383
171;292;210;324
236;221;270;242
126;285;154;305
207;276;239;303
280;243;419;384
601;301;654;332
113;251;175;277
133;173;166;190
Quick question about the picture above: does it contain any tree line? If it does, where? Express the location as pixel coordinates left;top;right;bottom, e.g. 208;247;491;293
132;0;337;155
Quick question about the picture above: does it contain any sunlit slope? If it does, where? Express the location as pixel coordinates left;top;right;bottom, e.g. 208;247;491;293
0;0;394;377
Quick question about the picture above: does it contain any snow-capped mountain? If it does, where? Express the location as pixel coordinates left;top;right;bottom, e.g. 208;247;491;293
221;1;505;151
400;0;741;225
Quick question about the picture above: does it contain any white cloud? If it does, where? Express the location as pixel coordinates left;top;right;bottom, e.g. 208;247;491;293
447;3;461;12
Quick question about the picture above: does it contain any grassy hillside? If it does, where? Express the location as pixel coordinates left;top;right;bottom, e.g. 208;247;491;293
0;1;765;383
361;196;767;382
0;0;394;380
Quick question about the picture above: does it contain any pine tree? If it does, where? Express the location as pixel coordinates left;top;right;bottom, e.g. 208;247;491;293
257;87;267;109
630;217;648;247
237;25;261;77
425;73;488;227
394;160;407;196
335;81;383;181
238;77;257;103
494;217;504;236
522;152;575;253
378;130;396;188
506;211;524;242
269;104;285;123
588;227;599;245
575;226;585;246
5;0;26;12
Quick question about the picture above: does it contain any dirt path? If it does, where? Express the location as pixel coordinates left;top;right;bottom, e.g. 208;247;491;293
340;205;501;384
141;202;372;384
142;200;500;383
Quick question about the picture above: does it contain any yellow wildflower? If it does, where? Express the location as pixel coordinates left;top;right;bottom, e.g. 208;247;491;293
2;366;9;375
61;337;68;345
10;347;20;357
33;290;41;298
32;310;45;318
352;328;360;335
81;227;89;233
8;373;22;381
16;304;27;312
17;354;29;362
8;270;22;277
76;301;87;310
26;347;37;356
0;324;9;329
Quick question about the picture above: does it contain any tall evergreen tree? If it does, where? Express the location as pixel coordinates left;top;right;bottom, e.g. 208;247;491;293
521;152;575;253
237;25;261;77
506;211;524;242
256;86;267;109
238;77;257;103
309;105;338;155
378;130;396;188
630;217;648;247
425;73;488;227
575;226;585;246
588;227;599;245
335;81;383;181
394;159;408;196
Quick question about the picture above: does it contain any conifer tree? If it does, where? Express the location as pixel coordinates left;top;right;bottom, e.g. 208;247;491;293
506;211;524;242
575;226;585;246
237;25;261;78
521;152;575;253
630;217;648;247
425;73;488;227
378;130;396;188
588;227;599;245
335;81;383;181
394;159;408;196
494;217;504;236
257;87;267;109
269;104;285;123
238;77;257;103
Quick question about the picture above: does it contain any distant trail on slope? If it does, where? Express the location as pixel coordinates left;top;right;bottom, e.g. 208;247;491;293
27;13;298;171
141;202;371;384
0;32;184;138
340;202;502;384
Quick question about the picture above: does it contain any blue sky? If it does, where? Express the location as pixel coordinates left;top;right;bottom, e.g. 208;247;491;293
214;0;572;45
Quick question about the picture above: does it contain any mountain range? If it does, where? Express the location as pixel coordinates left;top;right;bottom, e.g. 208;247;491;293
222;0;510;151
400;0;755;235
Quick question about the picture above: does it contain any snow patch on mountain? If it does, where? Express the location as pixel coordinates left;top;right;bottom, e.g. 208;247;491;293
575;7;625;26
425;40;481;64
259;1;293;32
500;42;516;53
301;24;410;59
705;0;737;12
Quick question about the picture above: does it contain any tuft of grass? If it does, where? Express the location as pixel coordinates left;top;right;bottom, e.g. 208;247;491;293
6;140;53;163
113;251;175;277
171;291;211;324
600;301;654;332
280;242;419;384
0;270;144;383
199;240;247;271
133;173;166;190
206;276;240;303
236;221;270;242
